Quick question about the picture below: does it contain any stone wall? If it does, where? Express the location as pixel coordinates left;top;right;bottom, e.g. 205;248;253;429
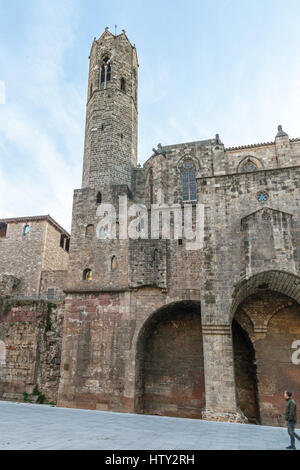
42;222;69;271
0;220;46;295
57;289;201;412
39;271;67;299
0;299;64;404
0;218;69;297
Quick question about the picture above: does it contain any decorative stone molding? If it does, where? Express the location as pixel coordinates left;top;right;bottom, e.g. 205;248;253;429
202;324;231;335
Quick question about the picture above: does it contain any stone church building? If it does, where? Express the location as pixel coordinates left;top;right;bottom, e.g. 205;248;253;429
0;28;300;426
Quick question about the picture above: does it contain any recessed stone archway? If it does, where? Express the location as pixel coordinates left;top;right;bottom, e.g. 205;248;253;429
232;275;300;426
231;270;300;320
135;300;204;419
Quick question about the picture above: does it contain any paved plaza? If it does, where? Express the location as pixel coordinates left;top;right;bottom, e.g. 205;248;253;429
0;401;298;450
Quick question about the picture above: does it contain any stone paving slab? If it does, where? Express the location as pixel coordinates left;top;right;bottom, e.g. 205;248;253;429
0;401;299;450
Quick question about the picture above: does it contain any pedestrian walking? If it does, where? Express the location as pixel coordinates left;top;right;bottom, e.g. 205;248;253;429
285;390;300;450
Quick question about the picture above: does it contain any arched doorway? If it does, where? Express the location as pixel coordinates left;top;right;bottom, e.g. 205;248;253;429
232;273;300;426
135;301;205;419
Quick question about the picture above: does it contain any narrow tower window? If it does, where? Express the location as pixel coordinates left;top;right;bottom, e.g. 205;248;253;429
121;78;126;92
111;256;118;271
100;57;111;89
23;224;30;236
96;192;102;204
0;222;7;238
60;234;66;248
86;224;94;238
83;269;92;281
181;160;197;202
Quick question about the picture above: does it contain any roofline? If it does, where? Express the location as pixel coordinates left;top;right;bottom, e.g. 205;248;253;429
162;138;216;150
147;136;300;154
96;28;137;51
0;215;70;237
225;137;300;152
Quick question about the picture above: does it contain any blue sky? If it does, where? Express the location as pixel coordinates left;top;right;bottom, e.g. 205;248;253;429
0;0;300;230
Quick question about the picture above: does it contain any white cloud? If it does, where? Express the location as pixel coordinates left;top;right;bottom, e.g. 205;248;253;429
0;0;84;231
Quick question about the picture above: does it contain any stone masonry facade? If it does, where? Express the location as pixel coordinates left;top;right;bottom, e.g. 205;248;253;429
0;28;300;426
0;215;70;297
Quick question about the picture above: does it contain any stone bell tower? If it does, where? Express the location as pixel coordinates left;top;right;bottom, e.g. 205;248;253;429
82;27;138;189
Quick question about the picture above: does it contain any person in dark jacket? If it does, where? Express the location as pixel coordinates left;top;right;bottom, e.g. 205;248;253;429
285;390;300;450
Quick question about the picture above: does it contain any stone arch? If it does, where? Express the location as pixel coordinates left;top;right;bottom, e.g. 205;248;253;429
0;340;6;365
135;300;205;419
231;271;300;426
177;154;200;173
231;270;300;320
237;155;264;173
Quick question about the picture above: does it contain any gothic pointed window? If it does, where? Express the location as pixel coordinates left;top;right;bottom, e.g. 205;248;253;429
100;57;111;88
181;160;197;202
